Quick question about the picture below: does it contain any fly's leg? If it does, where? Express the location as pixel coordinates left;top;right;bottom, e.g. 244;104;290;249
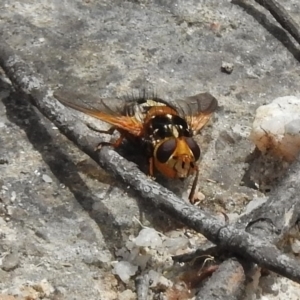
95;135;125;151
148;157;156;180
90;126;124;151
189;167;199;204
87;124;116;135
149;157;154;176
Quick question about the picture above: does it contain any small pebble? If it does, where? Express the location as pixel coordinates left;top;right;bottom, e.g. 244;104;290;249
113;261;138;283
118;289;136;300
42;174;53;183
244;197;268;214
162;236;189;255
221;61;234;74
1;252;19;271
10;191;16;202
134;228;162;248
291;239;300;254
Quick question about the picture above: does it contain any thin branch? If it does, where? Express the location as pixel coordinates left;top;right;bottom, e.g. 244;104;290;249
135;275;150;300
1;41;300;284
255;0;300;46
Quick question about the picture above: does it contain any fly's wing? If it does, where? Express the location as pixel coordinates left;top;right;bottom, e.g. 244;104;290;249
53;89;143;136
170;92;218;133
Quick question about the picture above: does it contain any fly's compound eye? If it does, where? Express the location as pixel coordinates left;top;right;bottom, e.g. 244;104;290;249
156;139;177;163
185;137;201;161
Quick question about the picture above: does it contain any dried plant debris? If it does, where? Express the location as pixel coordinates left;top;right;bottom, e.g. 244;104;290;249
111;225;215;299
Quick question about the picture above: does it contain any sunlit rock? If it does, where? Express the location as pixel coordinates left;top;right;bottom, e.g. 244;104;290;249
133;228;162;248
250;96;300;161
113;261;138;283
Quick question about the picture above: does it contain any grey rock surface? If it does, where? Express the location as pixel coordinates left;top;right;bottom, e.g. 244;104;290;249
0;0;300;299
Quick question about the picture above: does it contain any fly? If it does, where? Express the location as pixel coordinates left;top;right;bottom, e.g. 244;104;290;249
53;89;218;203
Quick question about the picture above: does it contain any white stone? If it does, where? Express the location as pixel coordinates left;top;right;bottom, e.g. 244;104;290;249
250;96;300;161
42;174;53;183
244;197;268;215
291;239;300;254
134;228;162;248
10;191;16;202
162;236;189;255
113;261;138;283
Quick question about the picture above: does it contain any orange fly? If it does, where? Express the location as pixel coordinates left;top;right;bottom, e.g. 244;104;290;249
53;90;218;203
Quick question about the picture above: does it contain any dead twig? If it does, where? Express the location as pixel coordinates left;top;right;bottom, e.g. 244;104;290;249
233;0;300;47
135;274;150;300
196;259;246;300
254;0;300;46
1;41;300;284
172;242;220;264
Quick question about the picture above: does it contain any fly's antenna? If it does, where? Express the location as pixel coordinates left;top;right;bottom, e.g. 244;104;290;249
142;87;147;100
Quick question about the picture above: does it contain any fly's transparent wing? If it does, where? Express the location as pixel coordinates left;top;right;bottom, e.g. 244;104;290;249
170;92;218;133
53;89;143;136
53;89;130;115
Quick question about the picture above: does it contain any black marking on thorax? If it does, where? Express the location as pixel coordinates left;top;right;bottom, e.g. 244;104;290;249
147;114;191;140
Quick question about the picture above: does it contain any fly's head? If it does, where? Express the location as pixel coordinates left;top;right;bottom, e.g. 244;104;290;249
153;136;200;179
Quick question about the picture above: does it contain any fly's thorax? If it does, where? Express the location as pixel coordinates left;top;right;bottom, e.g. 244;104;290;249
146;113;192;141
153;137;201;179
124;98;169;123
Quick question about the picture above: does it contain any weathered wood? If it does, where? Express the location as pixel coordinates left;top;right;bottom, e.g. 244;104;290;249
135;274;150;300
196;259;246;300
